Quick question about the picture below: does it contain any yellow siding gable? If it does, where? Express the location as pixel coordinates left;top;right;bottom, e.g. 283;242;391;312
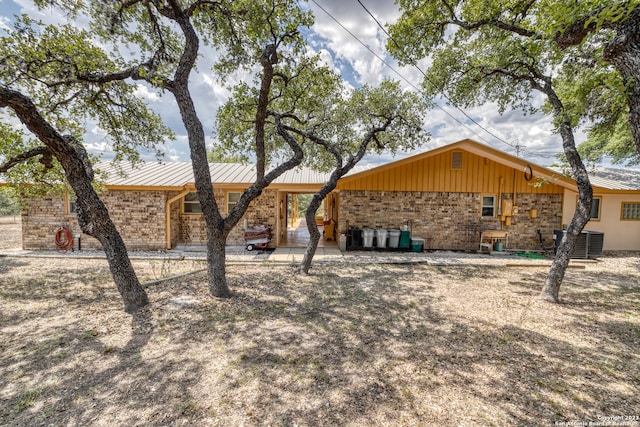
338;149;564;195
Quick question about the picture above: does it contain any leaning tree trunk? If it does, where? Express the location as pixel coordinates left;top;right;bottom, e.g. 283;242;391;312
51;140;150;313
603;6;640;155
540;120;592;302
89;215;150;312
0;87;149;312
299;197;324;274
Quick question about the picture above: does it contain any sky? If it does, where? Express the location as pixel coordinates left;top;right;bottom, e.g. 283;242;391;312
0;0;572;168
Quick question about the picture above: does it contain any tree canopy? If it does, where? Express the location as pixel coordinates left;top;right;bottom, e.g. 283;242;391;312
0;15;171;175
388;0;639;164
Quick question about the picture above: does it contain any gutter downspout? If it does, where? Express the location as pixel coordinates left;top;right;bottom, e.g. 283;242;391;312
513;168;517;210
165;187;192;250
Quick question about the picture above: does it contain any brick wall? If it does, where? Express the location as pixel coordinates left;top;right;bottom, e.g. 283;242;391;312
22;190;167;251
22;188;280;251
101;190;166;250
21;194;76;250
177;189;278;246
338;190;562;251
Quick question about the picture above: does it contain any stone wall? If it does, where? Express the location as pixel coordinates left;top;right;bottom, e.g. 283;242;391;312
338;190;562;251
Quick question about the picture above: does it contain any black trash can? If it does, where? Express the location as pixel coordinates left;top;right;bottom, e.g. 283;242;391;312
347;227;363;250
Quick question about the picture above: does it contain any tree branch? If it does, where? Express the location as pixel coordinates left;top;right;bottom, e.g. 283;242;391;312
0;146;52;173
554;8;614;48
453;17;538;38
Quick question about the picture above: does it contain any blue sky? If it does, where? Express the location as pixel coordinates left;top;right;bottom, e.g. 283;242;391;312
1;0;569;167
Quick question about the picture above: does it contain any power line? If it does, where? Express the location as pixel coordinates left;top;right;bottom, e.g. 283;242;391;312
309;0;495;146
347;0;517;151
355;0;516;150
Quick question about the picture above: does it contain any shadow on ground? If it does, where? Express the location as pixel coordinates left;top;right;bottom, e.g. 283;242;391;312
0;260;638;425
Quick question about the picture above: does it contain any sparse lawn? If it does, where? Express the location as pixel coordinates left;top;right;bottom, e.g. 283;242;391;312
1;250;639;426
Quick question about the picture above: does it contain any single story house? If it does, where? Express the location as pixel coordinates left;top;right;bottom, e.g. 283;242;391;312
335;139;640;252
11;139;640;252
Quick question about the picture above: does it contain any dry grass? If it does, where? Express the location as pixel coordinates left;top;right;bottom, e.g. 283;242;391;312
1;217;639;426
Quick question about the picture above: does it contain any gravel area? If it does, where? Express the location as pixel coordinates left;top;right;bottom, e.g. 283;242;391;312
1;216;639;425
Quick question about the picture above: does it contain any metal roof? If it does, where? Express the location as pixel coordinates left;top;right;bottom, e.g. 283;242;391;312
590;167;640;191
96;161;332;188
548;166;640;191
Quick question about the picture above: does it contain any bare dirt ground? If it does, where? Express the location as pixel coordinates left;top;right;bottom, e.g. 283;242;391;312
1;216;639;426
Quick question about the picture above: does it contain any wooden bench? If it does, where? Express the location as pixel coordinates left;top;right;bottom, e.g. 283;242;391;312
479;230;508;253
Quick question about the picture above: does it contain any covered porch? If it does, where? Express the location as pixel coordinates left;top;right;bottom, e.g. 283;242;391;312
274;190;339;248
279;218;338;248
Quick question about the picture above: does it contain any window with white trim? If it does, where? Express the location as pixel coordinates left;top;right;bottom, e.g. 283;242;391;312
182;192;202;214
227;191;241;215
481;195;496;218
622;202;640;220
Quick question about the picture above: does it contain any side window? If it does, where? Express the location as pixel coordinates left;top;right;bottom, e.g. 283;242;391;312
481;195;496;218
589;196;602;221
67;192;77;215
621;202;640;220
182;192;202;214
227;192;241;215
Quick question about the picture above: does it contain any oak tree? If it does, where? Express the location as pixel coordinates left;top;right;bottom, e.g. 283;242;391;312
387;0;608;302
219;58;429;273
0;19;170;312
17;0;321;298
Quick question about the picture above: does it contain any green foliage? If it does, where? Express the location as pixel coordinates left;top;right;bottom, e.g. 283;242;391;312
0;123;67;192
581;116;640;166
0;12;173;196
217;52;429;172
388;0;639;164
207;145;248;163
553;116;640;168
549;29;638;165
215;54;343;170
0;186;20;216
295;193;322;217
389;0;556;113
0;16;172;164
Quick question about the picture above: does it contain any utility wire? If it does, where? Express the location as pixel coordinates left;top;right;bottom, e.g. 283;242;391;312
309;0;497;146
354;0;517;151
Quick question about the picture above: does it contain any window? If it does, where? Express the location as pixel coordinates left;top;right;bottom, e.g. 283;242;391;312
66;192;77;215
182;192;202;214
227;192;241;214
589;196;602;221
622;202;640;220
451;151;463;169
481;195;496;218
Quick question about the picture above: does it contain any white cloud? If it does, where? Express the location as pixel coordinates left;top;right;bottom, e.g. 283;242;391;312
0;16;10;32
3;0;573;167
133;84;161;102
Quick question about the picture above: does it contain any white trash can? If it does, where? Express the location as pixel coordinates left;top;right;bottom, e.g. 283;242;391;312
375;228;388;248
388;229;401;248
363;228;374;248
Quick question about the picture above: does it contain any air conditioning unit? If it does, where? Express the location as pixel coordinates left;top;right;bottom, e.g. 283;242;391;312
553;230;604;259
